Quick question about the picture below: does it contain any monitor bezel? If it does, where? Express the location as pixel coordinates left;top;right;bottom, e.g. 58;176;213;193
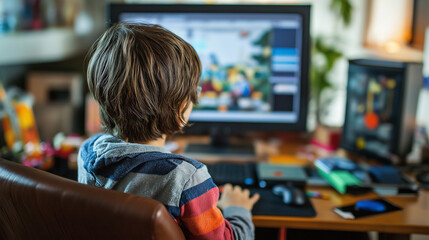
108;3;310;133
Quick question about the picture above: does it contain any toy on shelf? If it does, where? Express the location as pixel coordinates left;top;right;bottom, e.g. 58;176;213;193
0;83;51;169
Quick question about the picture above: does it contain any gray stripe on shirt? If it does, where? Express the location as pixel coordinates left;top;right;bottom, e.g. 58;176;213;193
93;134;170;159
79;157;202;207
182;165;212;191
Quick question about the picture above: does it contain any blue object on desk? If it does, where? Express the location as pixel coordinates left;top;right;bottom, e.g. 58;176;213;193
424;76;429;88
273;185;292;204
272;185;305;206
356;200;386;212
245;178;254;185
368;166;402;184
315;157;358;173
259;180;267;188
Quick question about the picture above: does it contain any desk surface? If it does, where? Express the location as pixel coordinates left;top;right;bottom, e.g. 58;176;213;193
173;135;429;235
253;187;429;234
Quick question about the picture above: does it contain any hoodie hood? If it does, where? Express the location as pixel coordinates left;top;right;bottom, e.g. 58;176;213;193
78;134;189;182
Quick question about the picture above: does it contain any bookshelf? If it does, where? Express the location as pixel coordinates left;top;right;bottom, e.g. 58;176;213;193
0;28;94;66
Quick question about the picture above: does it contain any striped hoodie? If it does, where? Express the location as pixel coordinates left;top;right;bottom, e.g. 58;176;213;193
78;134;254;240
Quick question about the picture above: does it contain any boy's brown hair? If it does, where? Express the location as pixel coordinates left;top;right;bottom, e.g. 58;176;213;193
87;23;201;143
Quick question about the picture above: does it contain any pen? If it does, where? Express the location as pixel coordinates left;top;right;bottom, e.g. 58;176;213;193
306;190;330;199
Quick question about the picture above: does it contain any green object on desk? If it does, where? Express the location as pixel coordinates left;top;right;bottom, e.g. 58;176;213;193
318;170;361;194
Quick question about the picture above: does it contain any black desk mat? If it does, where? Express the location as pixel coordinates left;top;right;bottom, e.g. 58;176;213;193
333;198;402;219
249;188;316;217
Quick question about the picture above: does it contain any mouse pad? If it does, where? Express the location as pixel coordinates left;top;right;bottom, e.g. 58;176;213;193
333;198;402;219
249;188;316;217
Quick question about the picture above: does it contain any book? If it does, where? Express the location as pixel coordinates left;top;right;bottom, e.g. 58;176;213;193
315;157;371;183
317;170;370;194
314;157;360;174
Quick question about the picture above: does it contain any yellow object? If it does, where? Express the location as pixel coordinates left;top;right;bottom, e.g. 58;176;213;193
356;137;365;150
269;154;307;166
15;104;35;129
14;103;40;146
2;116;15;149
387;79;396;89
0;84;6;100
227;68;239;83
0;83;15;149
263;46;272;57
204;91;217;98
251;91;262;99
368;80;382;93
212;80;223;92
218;105;228;112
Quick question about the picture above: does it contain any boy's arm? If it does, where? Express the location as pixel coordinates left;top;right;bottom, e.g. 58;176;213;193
178;166;254;240
223;206;254;240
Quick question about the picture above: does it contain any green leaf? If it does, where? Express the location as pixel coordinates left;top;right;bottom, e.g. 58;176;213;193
330;0;353;26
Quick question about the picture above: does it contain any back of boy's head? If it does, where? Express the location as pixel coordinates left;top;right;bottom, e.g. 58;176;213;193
87;23;201;143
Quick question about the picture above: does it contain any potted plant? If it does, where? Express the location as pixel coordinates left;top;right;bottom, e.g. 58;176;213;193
310;0;353;152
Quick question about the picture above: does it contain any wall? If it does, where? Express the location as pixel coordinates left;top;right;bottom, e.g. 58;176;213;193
4;0;426;133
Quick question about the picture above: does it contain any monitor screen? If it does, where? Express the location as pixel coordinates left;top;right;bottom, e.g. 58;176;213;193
109;4;310;133
342;61;405;162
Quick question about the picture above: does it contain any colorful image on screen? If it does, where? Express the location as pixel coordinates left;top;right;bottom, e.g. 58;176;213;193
343;66;403;159
120;13;303;123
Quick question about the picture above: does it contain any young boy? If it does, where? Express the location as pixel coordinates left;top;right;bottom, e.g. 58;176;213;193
78;23;259;239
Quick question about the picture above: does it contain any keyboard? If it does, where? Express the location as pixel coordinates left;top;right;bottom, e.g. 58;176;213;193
207;162;256;187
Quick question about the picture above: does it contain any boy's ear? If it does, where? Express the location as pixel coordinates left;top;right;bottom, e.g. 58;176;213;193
180;100;193;127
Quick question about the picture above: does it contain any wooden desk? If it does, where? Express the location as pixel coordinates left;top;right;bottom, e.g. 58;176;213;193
174;135;429;238
253;188;429;237
262;137;429;238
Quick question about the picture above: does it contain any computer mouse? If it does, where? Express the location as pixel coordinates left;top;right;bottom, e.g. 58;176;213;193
273;185;292;204
355;200;386;212
272;185;305;206
291;187;306;206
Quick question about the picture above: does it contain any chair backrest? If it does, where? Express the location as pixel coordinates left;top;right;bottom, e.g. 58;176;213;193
0;158;186;240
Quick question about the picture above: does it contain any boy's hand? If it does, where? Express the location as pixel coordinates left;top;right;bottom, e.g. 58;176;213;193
218;184;260;211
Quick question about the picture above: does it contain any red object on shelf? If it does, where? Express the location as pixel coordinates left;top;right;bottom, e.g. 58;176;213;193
364;112;379;130
310;125;342;152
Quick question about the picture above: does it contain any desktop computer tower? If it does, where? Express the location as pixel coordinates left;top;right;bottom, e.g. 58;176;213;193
341;59;423;163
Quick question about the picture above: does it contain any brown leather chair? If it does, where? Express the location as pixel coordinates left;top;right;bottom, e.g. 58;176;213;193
0;158;186;240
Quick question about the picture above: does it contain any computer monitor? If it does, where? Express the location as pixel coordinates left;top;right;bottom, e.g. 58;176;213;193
108;4;310;158
342;59;423;164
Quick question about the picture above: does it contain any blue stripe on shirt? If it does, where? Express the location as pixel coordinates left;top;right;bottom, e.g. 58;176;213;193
179;178;217;207
81;134;206;181
91;153;181;180
165;205;181;219
82;134;103;174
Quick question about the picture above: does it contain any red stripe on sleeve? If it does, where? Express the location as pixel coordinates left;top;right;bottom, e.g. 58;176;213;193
180;187;219;218
179;185;235;239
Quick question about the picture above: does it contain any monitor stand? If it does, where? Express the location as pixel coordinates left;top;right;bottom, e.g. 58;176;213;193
183;132;255;162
